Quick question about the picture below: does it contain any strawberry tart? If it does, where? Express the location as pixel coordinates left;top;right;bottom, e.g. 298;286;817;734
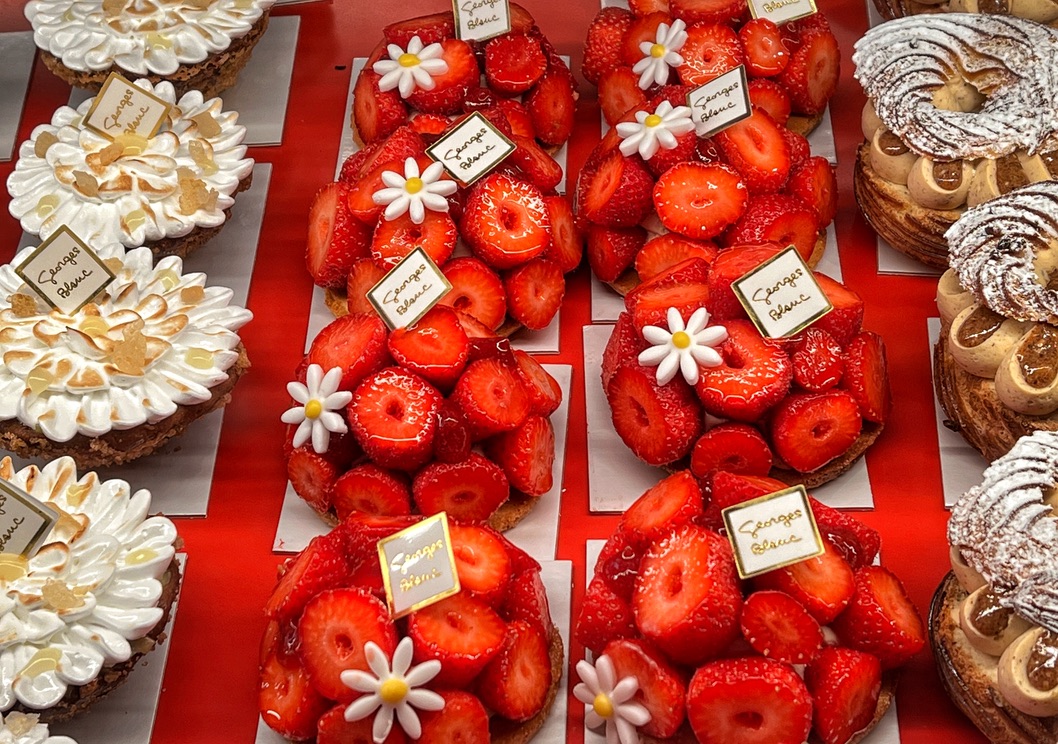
0;714;75;744
25;0;275;99
284;311;561;531
933;430;1058;744
871;0;1058;24
575;470;925;744
601;242;889;487
259;513;562;743
309;124;579;336
0;456;180;721
0;244;252;469
934;181;1058;461
7;79;254;260
352;5;576;151
853;13;1058;268
583;6;841;136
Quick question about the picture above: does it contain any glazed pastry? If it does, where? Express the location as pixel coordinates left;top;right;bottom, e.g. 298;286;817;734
7;79;254;260
25;0;275;99
872;0;1058;25
853;14;1058;267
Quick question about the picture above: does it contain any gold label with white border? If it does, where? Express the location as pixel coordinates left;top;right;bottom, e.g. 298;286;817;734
15;226;116;316
722;484;825;579
82;72;172;141
748;0;818;24
426;111;516;185
378;513;461;618
453;0;512;42
731;245;832;339
0;482;57;559
367;247;453;331
687;65;752;138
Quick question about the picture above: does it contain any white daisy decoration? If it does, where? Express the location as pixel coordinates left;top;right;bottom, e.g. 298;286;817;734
616;101;696;161
632;19;688;90
280;363;352;455
342;637;445;743
638;306;728;386
574;655;651;744
372;35;449;99
372;157;458;224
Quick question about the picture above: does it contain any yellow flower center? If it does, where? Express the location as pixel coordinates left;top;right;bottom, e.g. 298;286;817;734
593;692;615;719
398;53;421;68
380;678;409;705
671;331;692;349
404;177;424;194
650;43;667;58
304;400;323;419
644;114;663;128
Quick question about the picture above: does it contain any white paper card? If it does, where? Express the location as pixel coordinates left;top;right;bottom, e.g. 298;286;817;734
877;236;943;277
723;484;825;578
688;66;752;138
733;245;832;338
379;514;460;617
454;0;512;41
816;226;843;282
749;0;818;24
15;227;115;315
0;482;58;557
806;106;837;166
0;32;35;163
367;248;452;330
83;73;172;139
591;276;625;324
427;111;516;184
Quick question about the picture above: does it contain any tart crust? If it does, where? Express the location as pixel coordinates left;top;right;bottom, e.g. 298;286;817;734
491;625;564;744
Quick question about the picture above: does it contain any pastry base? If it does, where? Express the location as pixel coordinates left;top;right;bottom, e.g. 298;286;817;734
788;111;825;138
933;331;1058;462
853;142;959;269
28;555;182;723
930;572;1058;744
145;171;255;260
0;344;251;471
491;626;564;744
38;12;271;101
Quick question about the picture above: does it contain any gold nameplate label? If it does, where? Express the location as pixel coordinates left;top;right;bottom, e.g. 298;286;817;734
83;72;172;141
0;482;57;559
748;0;818;24
453;0;512;42
367;247;453;331
722;485;825;579
732;245;832;338
426;111;516;185
378;513;461;618
15;226;116;315
687;65;752;138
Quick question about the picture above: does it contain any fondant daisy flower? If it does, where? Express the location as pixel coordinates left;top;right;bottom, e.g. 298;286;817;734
372;157;458;224
638;306;728;386
632;19;687;89
281;364;352;455
372;35;449;98
574;655;651;744
616;101;696;161
342;637;445;743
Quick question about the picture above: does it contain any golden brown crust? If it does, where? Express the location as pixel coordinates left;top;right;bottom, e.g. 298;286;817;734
788;111;826;138
930;572;1058;744
490;626;564;744
0;344;251;471
933;330;1058;461
854;142;959;269
145;170;254;260
38;11;271;100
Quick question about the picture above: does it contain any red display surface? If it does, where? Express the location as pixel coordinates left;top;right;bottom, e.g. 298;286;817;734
0;0;988;741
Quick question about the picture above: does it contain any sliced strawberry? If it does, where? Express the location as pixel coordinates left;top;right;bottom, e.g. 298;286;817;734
726;194;818;263
754;537;855;625
690;423;774;478
494;529;542;575
787;155;837;228
626;259;711;331
329;464;412;521
485;414;556;496
621;12;673;68
778;27;840;116
583;7;634;84
643;126;699;178
814;274;865;347
602;638;687;739
581;150;654;228
792;327;845;392
330;513;422;564
452;357;531;439
434;399;472;464
497;99;536;140
511;350;562;417
739;18;789;76
542;195;582;274
507;135;563;193
382;13;455;47
621;470;703;542
462;173;551;270
654;162;748;239
586;224;647;283
714;109;791;194
345;259;387;315
629;0;671;13
408;592;508;687
703;471;789;528
599;67;648;128
458;310;505;339
740;590;824;664
634;524;743;664
771;390;862;473
607;363;703;466
407;39;478;115
297;588;397;702
476;619;552;721
265;535;352;624
288;449;340;515
284;411;361;467
437;257;507;331
259;632;331;741
705;241;785;320
677;23;743;87
509;2;539;34
842;331;891;425
450;106;515;139
307;182;371;289
485;34;546;94
317;704;407;744
370;210;457;270
338;143;381;186
780;12;832;42
349;126;427;184
352;69;407;145
410;113;452;139
417;690;489;744
575;573;639;656
783;128;811;169
412;452;509;522
387;305;469;391
831;566;926;669
502;566;553;639
526;68;576;147
602;312;648;389
687;656;812;744
695;320;793;422
349;367;442;470
806;647;884;744
635;234;718;283
503;258;564;331
449;523;512;607
593;526;646;602
747;78;792;127
811;498;882;569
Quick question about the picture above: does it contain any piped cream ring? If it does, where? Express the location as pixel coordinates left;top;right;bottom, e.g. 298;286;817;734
869;130;918;186
959;585;1034;657
998;626;1058;716
950;545;987;594
995;325;1058;416
861;102;883;142
907;157;972;210
937;269;975;327
1011;0;1058;23
948;304;1030;378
